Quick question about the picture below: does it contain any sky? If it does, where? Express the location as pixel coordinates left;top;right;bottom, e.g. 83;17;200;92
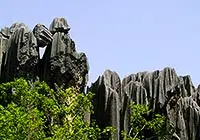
1;0;200;86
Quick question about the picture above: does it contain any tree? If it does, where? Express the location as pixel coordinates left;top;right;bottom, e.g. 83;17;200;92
122;103;172;140
0;78;113;140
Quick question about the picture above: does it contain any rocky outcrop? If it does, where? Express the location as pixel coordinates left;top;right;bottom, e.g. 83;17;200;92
41;18;89;90
2;18;200;140
0;27;11;75
33;24;53;47
0;18;89;91
90;67;200;140
2;23;38;81
90;70;121;140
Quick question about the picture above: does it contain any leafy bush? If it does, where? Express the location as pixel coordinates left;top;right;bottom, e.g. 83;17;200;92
0;78;112;140
0;78;172;140
122;103;170;140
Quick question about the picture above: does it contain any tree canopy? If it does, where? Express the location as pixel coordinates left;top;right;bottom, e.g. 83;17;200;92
0;78;113;140
0;78;170;140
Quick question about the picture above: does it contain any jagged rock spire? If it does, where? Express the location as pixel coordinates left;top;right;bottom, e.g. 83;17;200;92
0;18;89;91
90;67;199;140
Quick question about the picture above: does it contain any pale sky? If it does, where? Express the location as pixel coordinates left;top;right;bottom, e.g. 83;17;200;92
1;0;200;86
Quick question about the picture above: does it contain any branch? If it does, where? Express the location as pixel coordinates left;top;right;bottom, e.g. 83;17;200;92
133;124;146;140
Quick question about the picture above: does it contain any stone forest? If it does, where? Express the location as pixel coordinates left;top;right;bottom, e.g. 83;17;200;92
0;18;200;140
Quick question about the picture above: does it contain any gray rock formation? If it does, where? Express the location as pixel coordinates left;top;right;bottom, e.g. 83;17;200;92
0;18;89;91
90;70;121;140
2;23;38;81
49;17;70;34
33;24;53;47
2;18;200;140
121;68;197;140
0;27;10;75
41;18;89;91
90;67;200;140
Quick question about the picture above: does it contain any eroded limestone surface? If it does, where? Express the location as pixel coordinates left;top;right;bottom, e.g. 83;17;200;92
0;18;89;91
90;68;200;140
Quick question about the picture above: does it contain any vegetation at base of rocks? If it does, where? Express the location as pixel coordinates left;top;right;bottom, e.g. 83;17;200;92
0;78;173;140
122;103;173;140
0;78;114;140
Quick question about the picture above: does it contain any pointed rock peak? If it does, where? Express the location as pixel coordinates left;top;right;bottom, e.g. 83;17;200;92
101;69;121;93
103;69;119;78
182;75;193;84
160;67;177;77
90;69;121;94
33;24;53;47
10;23;28;33
10;22;26;28
0;27;11;38
162;67;176;71
49;17;70;34
102;69;120;83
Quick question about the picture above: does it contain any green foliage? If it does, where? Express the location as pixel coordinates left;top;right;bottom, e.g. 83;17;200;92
0;78;112;140
0;78;172;140
122;103;167;140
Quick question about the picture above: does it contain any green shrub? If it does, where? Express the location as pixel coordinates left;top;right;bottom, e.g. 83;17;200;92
0;78;112;140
